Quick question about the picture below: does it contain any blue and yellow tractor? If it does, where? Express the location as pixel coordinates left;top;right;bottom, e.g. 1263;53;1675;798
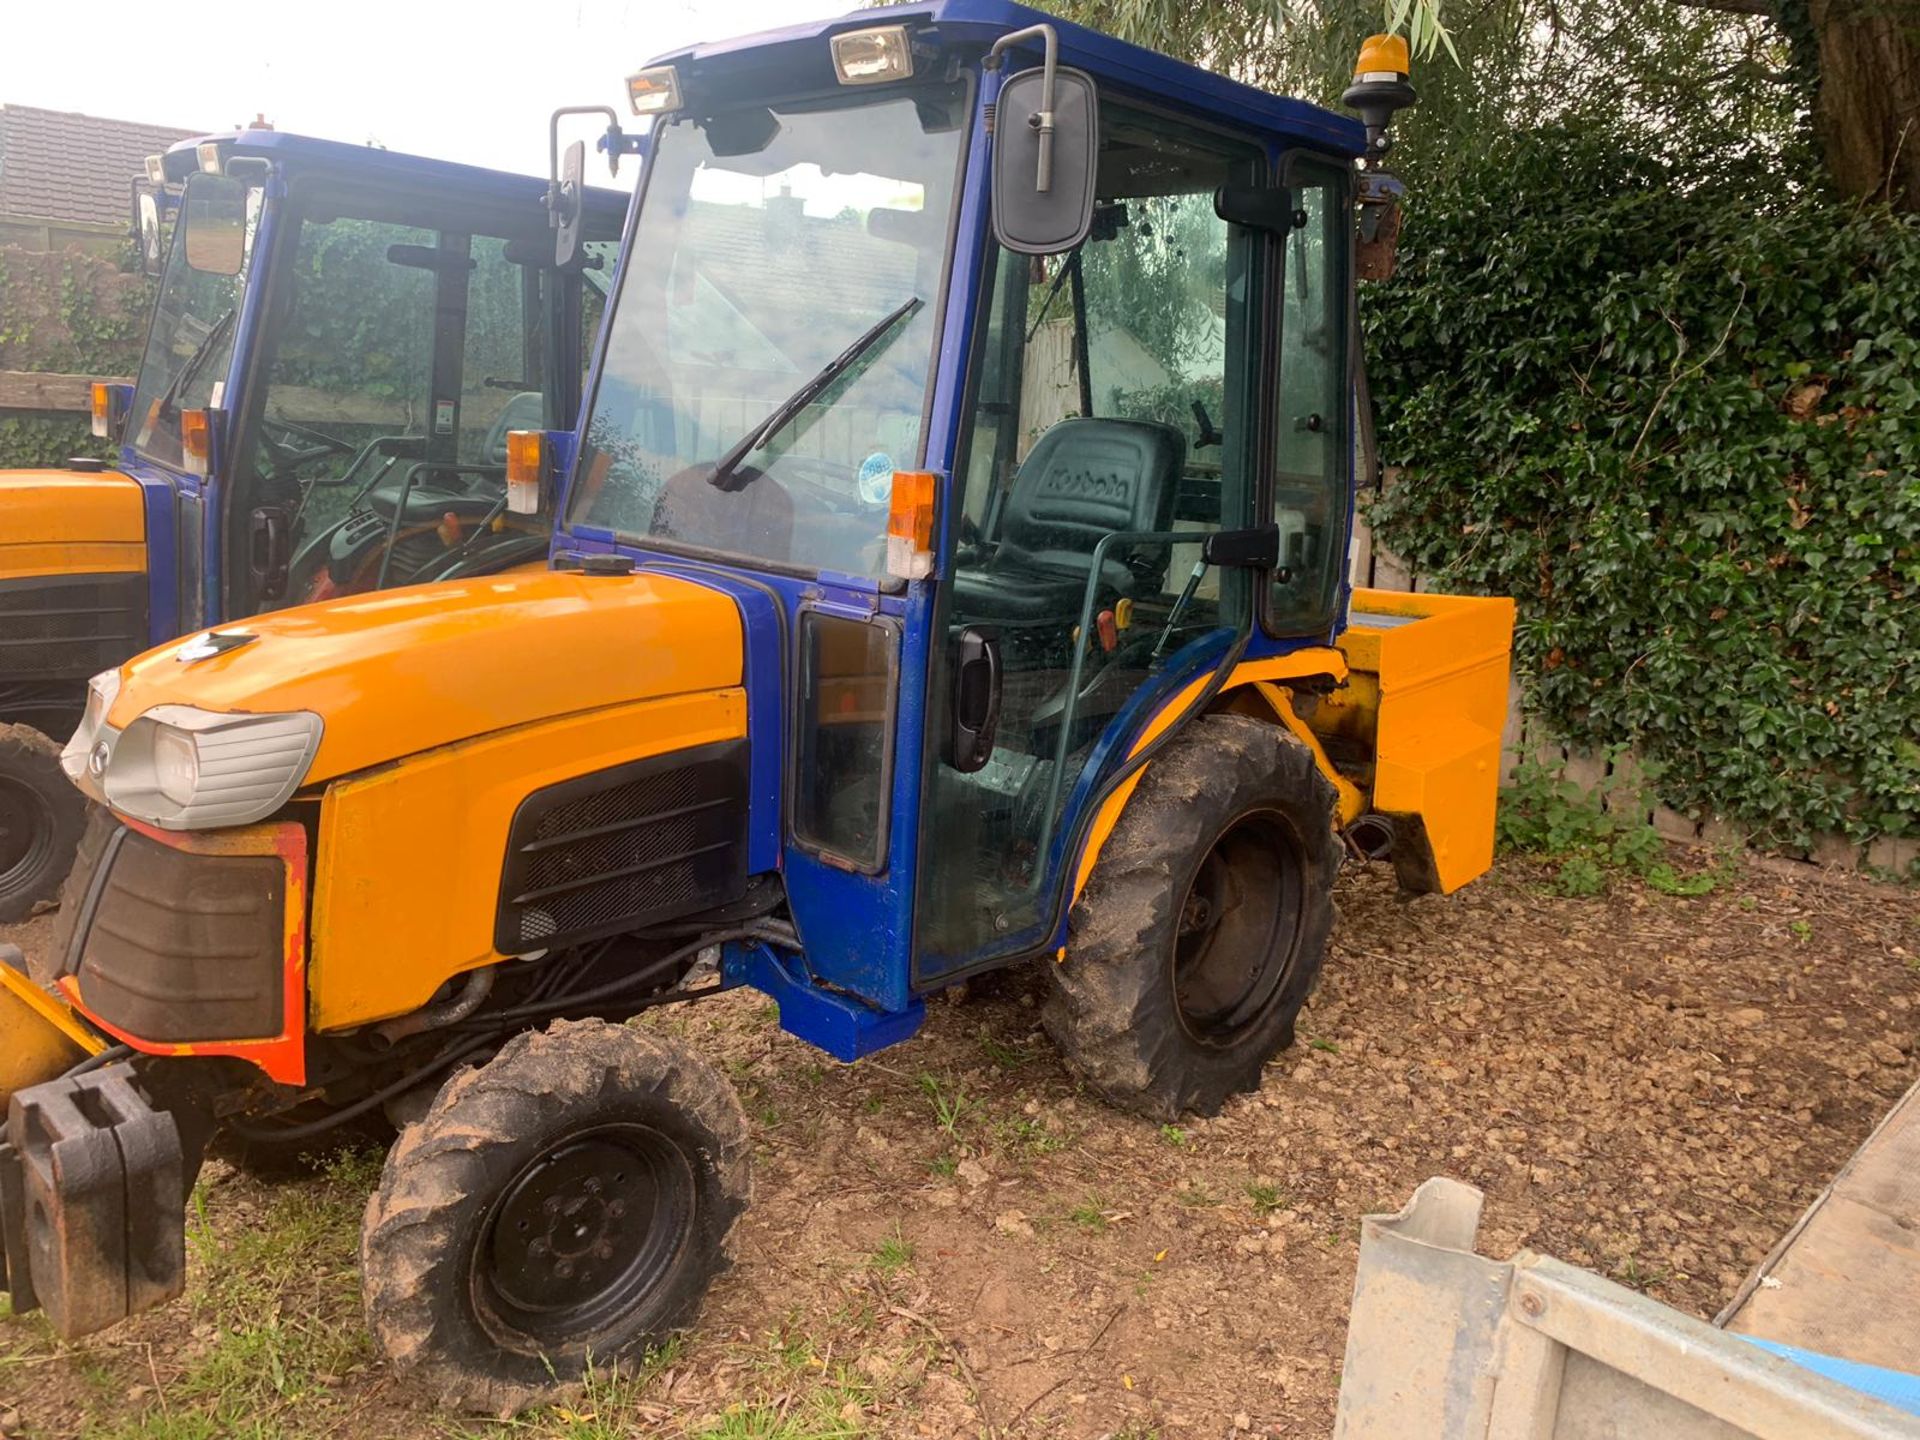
0;130;624;919
1;3;1513;1412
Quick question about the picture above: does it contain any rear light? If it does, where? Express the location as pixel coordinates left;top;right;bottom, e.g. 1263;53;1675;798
179;408;211;477
89;381;130;440
505;430;545;515
886;469;937;581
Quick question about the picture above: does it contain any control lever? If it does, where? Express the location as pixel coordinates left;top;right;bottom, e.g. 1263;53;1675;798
948;626;1003;774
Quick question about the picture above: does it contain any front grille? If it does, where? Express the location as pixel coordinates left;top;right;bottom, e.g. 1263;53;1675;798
63;818;285;1042
0;573;146;682
496;742;749;953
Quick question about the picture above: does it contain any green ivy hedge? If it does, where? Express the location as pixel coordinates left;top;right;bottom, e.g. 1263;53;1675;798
1364;126;1919;854
0;413;111;470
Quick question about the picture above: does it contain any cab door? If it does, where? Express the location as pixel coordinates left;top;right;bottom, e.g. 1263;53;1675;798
913;104;1273;984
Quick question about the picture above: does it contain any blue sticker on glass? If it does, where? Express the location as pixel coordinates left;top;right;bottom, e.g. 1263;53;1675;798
857;451;895;508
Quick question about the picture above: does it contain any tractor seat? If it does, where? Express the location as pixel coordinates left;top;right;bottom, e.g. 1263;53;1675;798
953;418;1184;623
365;472;505;524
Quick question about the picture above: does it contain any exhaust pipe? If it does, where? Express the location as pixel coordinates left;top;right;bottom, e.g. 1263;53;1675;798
1346;812;1396;862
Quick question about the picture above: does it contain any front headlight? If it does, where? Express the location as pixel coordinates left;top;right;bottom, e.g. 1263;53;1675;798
104;705;324;830
60;668;122;795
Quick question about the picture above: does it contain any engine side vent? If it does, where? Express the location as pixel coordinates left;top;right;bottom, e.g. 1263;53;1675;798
495;740;750;954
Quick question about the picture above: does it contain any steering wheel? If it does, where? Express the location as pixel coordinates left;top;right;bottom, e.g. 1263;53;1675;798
260;418;356;477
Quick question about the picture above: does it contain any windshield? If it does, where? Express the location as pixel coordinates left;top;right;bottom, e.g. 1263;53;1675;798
571;82;969;579
130;172;262;470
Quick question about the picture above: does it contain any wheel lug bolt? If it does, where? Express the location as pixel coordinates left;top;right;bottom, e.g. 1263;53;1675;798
556;1260;574;1279
543;1197;561;1216
528;1238;549;1257
595;1241;615;1260
584;1177;602;1196
607;1200;626;1219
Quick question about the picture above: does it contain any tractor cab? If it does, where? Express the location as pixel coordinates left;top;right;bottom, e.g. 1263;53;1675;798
0;131;625;919
4;3;1513;1412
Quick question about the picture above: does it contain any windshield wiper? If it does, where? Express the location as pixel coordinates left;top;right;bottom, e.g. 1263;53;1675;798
158;306;237;418
708;295;923;491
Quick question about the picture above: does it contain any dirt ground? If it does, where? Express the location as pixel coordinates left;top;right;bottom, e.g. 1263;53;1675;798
2;855;1916;1439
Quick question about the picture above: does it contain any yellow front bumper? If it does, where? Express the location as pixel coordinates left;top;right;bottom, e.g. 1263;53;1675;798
0;959;103;1109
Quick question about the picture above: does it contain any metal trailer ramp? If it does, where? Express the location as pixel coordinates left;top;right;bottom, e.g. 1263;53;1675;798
1333;1177;1920;1439
1721;1076;1920;1373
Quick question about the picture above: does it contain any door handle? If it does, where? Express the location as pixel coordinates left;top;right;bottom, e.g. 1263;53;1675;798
249;506;291;602
948;626;1002;774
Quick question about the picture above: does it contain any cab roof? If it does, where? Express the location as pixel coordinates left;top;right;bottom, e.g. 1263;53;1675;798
646;0;1365;157
159;129;627;226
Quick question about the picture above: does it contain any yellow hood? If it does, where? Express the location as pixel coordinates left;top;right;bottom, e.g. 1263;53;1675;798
0;469;144;581
108;568;743;785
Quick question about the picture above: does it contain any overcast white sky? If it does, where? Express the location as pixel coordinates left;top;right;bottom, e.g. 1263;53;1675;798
0;0;836;182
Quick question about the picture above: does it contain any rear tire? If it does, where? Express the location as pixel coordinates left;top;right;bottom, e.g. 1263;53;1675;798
360;1019;750;1415
0;725;85;924
1042;714;1338;1120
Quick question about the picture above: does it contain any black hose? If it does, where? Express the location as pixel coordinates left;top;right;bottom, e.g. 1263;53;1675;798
226;1033;497;1145
66;1043;133;1078
452;926;779;1031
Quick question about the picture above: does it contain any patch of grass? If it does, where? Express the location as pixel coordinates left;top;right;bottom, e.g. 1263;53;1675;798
1174;1181;1221;1208
977;1034;1031;1070
1501;752;1728;897
1158;1124;1188;1147
510;1346;685;1439
1308;1037;1341;1055
1246;1182;1287;1216
870;1226;915;1276
1790;919;1814;943
926;1152;959;1178
993;1114;1064;1158
915;1072;979;1143
1069;1194;1114;1235
1612;1255;1670;1294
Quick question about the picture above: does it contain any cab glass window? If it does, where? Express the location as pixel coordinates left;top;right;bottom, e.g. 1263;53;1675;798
571;83;970;579
916;107;1265;973
129;173;261;470
1269;158;1351;634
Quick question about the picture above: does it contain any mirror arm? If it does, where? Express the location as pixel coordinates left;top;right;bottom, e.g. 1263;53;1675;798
548;105;625;211
986;23;1060;193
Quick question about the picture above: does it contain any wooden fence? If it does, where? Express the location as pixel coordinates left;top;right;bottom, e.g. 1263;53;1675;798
1349;480;1917;877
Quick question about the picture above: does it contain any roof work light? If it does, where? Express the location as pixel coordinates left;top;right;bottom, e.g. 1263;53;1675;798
832;25;914;85
626;67;683;116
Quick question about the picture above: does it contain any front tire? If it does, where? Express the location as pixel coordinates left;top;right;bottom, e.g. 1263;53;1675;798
1043;714;1338;1120
360;1019;750;1415
0;724;85;924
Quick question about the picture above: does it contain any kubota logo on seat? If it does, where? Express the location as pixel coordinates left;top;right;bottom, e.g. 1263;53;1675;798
1038;466;1133;502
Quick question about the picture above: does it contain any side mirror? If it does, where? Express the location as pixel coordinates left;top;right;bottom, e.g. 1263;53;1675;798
130;184;166;277
180;174;248;275
990;65;1098;256
553;139;586;268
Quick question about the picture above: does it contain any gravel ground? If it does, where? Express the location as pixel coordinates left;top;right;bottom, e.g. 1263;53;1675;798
2;853;1915;1438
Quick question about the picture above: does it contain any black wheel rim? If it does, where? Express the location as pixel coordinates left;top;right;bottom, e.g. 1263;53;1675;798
1171;809;1306;1049
0;771;54;897
475;1123;696;1347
